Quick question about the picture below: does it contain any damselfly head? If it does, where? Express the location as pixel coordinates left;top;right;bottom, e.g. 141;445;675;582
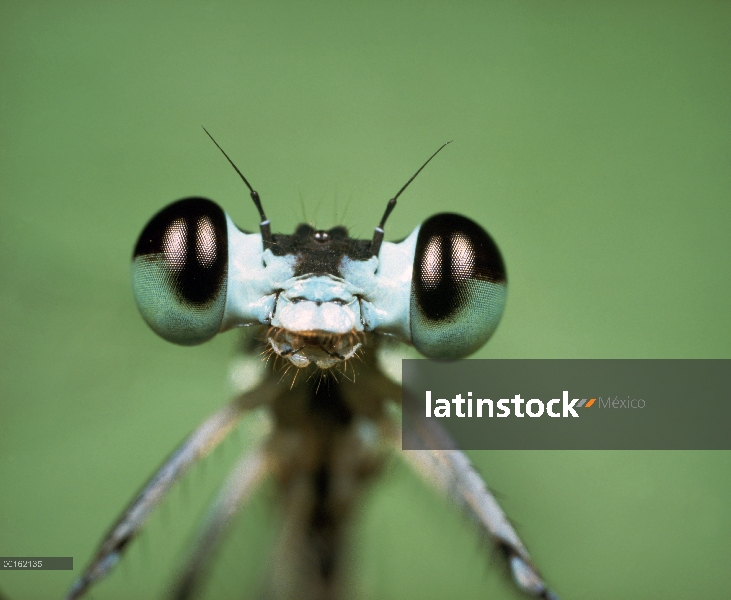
131;138;507;367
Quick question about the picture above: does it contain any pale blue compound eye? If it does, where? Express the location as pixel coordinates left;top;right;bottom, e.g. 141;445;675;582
410;213;507;358
132;198;228;345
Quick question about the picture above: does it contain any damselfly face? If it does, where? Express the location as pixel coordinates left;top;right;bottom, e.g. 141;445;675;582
132;198;507;367
68;137;558;600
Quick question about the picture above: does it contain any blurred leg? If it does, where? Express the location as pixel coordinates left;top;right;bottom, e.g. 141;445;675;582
66;379;279;600
394;391;559;600
168;446;270;600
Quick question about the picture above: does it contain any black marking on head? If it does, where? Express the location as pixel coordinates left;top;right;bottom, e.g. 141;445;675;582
270;224;372;277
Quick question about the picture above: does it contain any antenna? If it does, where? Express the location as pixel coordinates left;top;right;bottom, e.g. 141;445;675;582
202;127;273;249
370;141;451;256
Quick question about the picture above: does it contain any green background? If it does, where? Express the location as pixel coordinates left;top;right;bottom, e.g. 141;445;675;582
1;1;729;599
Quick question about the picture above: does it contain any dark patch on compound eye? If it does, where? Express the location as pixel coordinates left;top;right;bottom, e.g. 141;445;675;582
413;213;506;321
133;197;228;306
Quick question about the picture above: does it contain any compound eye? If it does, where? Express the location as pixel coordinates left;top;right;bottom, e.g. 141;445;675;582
410;213;506;358
132;198;228;345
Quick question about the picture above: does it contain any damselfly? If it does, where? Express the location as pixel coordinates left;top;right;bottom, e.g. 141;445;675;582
66;132;558;600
